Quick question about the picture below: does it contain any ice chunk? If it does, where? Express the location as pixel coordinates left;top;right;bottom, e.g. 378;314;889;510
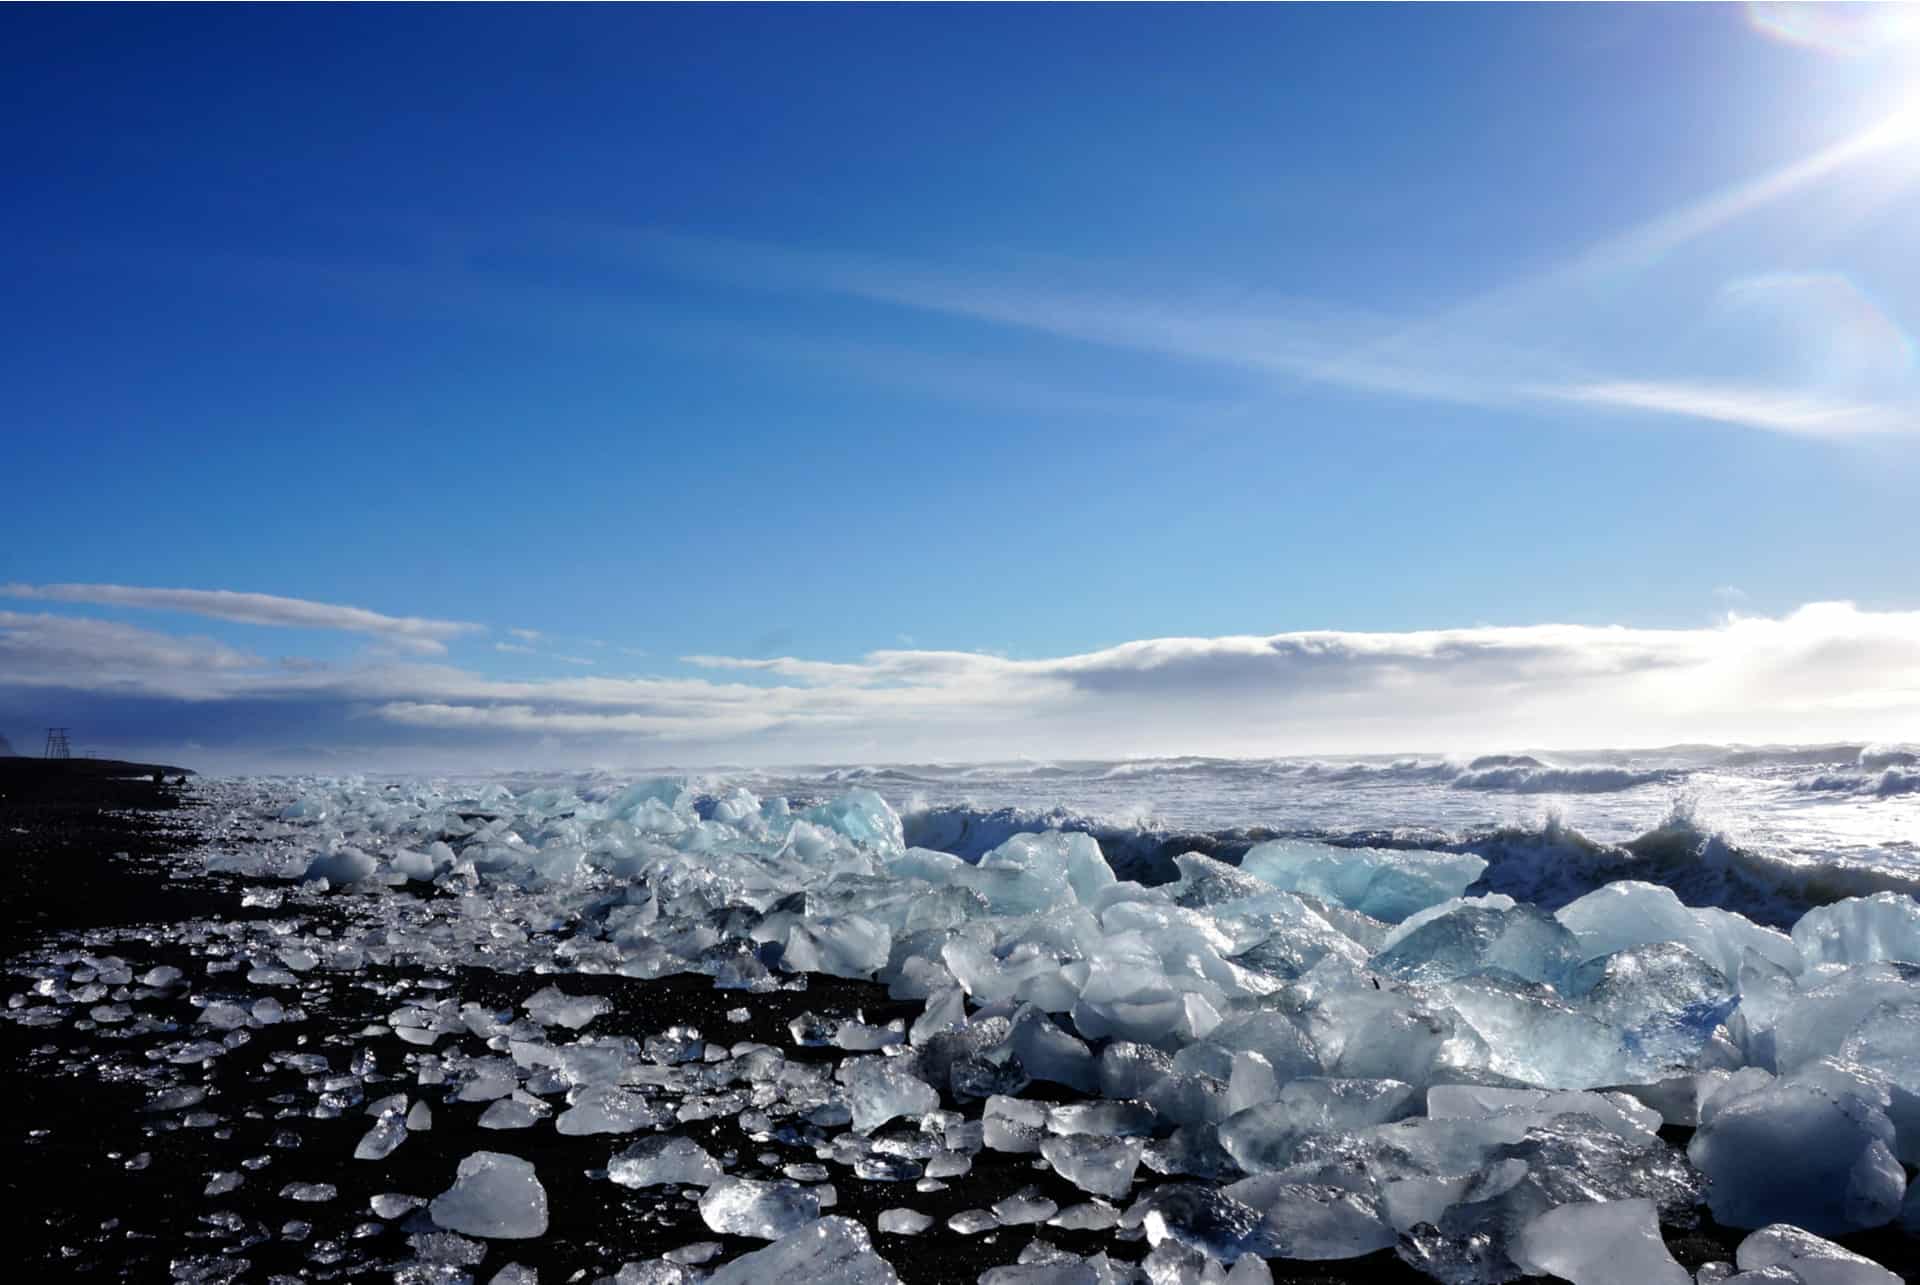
1122;1182;1273;1263
608;1136;722;1189
986;831;1115;906
555;1086;662;1136
844;1056;939;1134
1427;1084;1660;1142
1049;1200;1120;1231
479;1099;539;1129
1436;974;1629;1088
1372;900;1580;985
1793;894;1920;967
1226;1051;1280;1115
355;1113;408;1160
1047;1099;1157;1137
698;1177;822;1240
280;1182;337;1202
911;985;967;1045
372;1192;425;1218
1512;1198;1689;1285
522;986;611;1030
1557;882;1800;982
302;848;377;885
1769;964;1920;1075
947;1209;998;1235
777;914;892;979
984;1094;1050;1153
1734;1224;1903;1285
1566;942;1738;1075
1041;1134;1144;1198
429;1151;549;1240
876;1207;932;1235
1207;1011;1321;1082
991;1186;1059;1225
1217;1174;1392;1260
1688;1077;1905;1233
705;1216;899;1284
1219;1079;1416;1173
1007;1006;1096;1092
1239;839;1485;922
802;790;905;852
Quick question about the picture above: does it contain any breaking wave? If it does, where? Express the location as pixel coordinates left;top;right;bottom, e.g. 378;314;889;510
1449;764;1676;793
1795;768;1920;799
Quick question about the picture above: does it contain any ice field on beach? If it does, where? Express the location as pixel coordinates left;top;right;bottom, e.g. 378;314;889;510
12;759;1881;1285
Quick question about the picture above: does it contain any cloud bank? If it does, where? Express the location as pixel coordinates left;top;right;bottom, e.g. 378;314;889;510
2;598;1916;770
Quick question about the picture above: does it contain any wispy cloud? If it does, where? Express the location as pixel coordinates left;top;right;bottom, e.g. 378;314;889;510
1544;381;1916;437
0;583;481;656
588;108;1918;439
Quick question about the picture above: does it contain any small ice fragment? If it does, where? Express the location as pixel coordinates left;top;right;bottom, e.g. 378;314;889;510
204;1171;242;1197
355;1114;408;1159
1049;1200;1120;1231
645;1025;706;1065
698;1177;821;1239
480;1099;540;1130
1735;1224;1904;1285
727;1007;751;1023
372;1193;426;1219
877;1207;933;1235
522;985;610;1030
983;1095;1049;1153
704;1216;901;1285
609;1136;723;1189
1513;1199;1689;1285
1041;1134;1145;1198
430;1151;549;1239
302;850;376;885
280;1182;337;1203
948;1209;998;1235
844;1056;938;1133
991;1187;1058;1225
556;1086;659;1135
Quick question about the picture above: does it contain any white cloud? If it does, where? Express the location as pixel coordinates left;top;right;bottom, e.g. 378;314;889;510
495;641;536;655
6;601;1917;762
0;583;481;655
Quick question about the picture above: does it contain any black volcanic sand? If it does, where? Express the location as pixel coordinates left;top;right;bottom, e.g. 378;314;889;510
3;765;1917;1284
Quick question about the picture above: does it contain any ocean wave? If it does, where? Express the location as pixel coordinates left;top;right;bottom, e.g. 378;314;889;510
1859;744;1920;770
1294;758;1460;783
1450;764;1677;794
1465;753;1547;770
1794;768;1920;798
1719;743;1868;768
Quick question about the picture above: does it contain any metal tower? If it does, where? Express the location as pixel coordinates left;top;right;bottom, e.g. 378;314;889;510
43;727;71;759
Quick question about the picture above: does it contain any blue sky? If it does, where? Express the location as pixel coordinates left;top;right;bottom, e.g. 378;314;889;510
3;4;1918;768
